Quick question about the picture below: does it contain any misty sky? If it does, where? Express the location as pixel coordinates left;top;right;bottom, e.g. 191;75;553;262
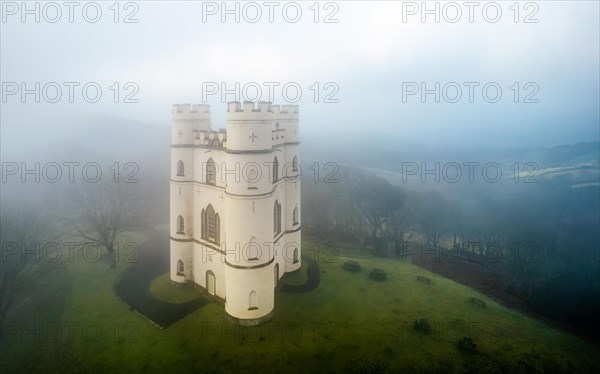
1;1;599;147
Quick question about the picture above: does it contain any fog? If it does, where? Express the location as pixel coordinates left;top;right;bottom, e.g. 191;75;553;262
1;1;599;373
2;1;599;146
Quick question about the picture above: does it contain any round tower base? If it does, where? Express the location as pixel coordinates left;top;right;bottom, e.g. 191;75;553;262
224;308;275;326
170;279;191;287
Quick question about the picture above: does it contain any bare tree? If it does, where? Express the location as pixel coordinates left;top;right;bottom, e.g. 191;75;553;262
386;196;415;245
0;205;55;323
301;178;334;238
414;191;448;250
59;181;150;268
349;170;405;249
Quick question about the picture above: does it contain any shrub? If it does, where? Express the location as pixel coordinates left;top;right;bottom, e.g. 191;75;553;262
355;358;387;374
457;337;478;354
416;275;432;284
413;318;432;334
469;297;486;308
344;260;361;272
369;269;387;281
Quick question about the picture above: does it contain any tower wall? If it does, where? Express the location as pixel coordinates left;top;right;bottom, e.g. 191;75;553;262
192;241;226;299
283;230;301;273
172;104;212;145
170;101;301;323
171;148;194;182
272;104;299;143
170;179;194;283
224;152;279;196
224;265;275;323
223;193;279;322
170;105;208;284
226;101;273;152
223;195;275;268
170;240;193;283
190;146;227;297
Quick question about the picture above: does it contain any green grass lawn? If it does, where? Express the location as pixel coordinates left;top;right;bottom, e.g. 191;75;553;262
150;274;202;304
2;233;599;373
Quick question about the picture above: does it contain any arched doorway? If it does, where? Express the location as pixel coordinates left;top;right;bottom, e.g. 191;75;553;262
249;290;257;310
177;259;184;276
206;270;216;295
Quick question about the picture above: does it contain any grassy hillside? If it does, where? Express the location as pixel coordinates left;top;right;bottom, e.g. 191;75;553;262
1;231;599;373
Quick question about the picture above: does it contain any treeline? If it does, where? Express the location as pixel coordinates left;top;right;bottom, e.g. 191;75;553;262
301;166;600;341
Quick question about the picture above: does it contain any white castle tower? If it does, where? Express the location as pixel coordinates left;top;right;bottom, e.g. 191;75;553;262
170;101;301;325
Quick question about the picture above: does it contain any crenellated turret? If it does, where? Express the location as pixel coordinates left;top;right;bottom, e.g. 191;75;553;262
172;104;212;144
271;104;299;119
227;101;273;121
226;101;273;151
271;104;299;143
172;103;211;118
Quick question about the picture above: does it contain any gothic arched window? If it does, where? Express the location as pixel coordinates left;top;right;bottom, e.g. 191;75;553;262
273;156;279;183
273;200;281;237
177;160;185;176
177;259;184;275
201;209;206;239
177;215;184;234
292;155;298;172
206;158;216;185
293;207;298;225
202;204;219;243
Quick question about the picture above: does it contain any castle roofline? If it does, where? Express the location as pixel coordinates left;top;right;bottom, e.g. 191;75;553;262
226;101;298;118
172;103;211;114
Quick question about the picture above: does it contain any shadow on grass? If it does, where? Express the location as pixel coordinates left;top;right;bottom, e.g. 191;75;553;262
280;258;321;293
114;230;207;329
115;231;320;328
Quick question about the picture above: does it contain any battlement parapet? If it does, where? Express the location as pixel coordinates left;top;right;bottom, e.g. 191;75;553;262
194;129;227;149
172;104;212;120
271;104;299;120
226;101;271;113
226;101;298;121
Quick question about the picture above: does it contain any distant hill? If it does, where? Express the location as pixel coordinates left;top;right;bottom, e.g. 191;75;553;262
2;117;596;193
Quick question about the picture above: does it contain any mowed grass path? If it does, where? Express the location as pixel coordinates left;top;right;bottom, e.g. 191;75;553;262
2;232;599;373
